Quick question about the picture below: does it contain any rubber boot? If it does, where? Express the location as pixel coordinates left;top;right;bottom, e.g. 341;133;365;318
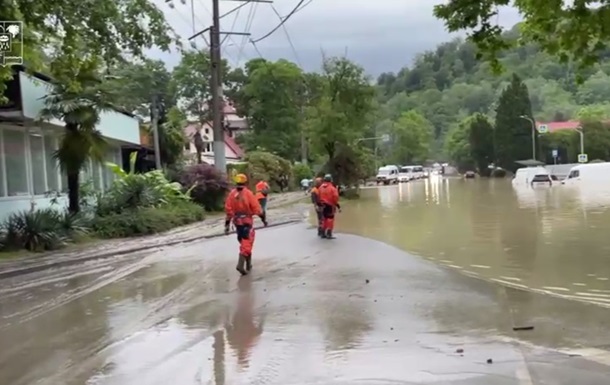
245;254;252;272
325;229;334;239
236;254;247;275
317;227;324;237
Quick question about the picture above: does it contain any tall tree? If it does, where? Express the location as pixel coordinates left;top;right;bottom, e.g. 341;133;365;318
307;57;375;160
389;111;434;164
238;59;304;159
468;113;495;175
39;54;115;213
444;119;475;172
494;74;535;170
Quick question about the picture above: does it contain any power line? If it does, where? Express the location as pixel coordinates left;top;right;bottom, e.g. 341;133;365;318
251;0;307;43
220;1;241;45
236;1;259;64
271;4;302;67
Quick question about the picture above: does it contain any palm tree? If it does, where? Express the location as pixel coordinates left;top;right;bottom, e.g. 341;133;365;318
39;56;114;213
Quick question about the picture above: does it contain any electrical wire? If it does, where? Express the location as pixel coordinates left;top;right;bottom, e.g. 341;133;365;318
236;1;259;64
220;2;241;45
251;0;307;43
271;4;302;67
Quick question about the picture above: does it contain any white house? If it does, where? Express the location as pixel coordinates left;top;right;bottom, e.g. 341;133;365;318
0;67;141;220
183;121;245;165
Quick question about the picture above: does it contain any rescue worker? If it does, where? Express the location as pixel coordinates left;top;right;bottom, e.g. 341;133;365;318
225;173;268;275
318;174;341;239
255;179;270;216
310;177;324;237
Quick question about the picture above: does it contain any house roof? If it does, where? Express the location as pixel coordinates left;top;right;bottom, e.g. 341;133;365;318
536;121;581;132
224;132;245;158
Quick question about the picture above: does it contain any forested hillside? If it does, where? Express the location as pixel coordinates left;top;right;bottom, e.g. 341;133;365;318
375;26;610;158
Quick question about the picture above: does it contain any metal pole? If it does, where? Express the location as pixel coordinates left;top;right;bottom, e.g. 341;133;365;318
151;96;162;170
530;120;536;161
210;0;226;173
578;129;584;154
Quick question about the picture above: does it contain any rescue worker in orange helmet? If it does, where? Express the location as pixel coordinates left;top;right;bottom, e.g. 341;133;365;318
318;174;341;239
310;177;324;237
254;179;270;216
225;173;268;275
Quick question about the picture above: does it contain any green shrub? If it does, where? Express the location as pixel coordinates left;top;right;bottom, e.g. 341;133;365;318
97;169;190;215
244;151;293;192
93;201;205;238
292;163;313;185
0;209;91;252
177;164;229;211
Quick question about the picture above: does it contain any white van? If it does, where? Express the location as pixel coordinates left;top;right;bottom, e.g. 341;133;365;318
562;162;610;186
398;166;413;183
376;165;399;185
512;166;554;187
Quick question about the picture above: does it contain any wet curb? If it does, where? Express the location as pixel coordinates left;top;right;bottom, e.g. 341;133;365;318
0;219;302;280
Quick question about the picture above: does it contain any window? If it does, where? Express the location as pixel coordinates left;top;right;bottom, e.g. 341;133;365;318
184;142;190;151
568;170;580;179
3;129;28;196
44;135;59;192
29;133;46;195
205;128;209;134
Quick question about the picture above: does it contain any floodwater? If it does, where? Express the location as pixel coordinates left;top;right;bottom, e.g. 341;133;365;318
3;181;610;384
338;176;610;308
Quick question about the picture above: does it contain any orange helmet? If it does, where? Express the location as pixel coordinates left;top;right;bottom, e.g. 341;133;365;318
233;173;248;185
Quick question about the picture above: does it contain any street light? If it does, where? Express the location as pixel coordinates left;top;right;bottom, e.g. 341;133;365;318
355;134;390;169
519;115;536;160
576;126;584;155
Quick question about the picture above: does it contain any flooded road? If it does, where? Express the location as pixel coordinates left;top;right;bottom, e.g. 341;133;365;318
2;183;610;384
338;177;610;307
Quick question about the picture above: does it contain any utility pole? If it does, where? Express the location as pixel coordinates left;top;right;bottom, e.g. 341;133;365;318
299;80;308;164
189;0;272;173
209;0;226;173
151;96;162;170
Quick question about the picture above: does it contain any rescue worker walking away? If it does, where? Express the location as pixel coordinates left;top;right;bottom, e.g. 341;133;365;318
310;177;324;237
318;174;340;239
255;179;270;217
225;174;268;275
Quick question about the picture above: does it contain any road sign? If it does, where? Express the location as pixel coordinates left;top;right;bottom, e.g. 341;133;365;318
537;124;548;133
381;134;390;142
552;149;558;158
0;21;23;66
578;153;588;163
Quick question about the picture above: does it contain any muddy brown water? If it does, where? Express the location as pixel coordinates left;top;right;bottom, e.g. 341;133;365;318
2;178;610;384
338;176;610;307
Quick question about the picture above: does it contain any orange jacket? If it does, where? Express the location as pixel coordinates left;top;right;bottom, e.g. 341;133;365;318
255;181;270;200
310;186;321;205
318;182;339;206
225;188;262;225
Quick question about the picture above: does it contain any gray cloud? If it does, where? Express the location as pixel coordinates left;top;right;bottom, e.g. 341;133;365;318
152;0;521;76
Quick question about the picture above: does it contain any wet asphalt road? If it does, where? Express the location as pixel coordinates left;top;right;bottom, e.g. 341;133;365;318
1;223;610;384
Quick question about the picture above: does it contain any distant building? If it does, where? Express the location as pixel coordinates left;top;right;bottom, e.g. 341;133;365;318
223;101;249;138
182;121;245;165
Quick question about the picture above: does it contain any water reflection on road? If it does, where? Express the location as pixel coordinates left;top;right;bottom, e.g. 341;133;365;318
339;176;610;306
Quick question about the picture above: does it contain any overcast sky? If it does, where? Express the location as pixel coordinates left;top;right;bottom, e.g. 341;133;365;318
150;0;521;77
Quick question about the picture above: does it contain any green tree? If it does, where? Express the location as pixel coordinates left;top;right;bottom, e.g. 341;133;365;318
444;119;474;172
159;106;187;166
388;111;433;164
468;113;495;176
1;0;175;95
170;50;235;122
237;59;305;159
494;74;535;170
39;55;115;213
433;0;610;72
307;57;375;160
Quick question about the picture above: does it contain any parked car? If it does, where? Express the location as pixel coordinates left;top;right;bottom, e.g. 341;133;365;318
376;165;400;185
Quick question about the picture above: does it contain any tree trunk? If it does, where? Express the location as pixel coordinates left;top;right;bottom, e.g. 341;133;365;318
67;171;80;213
